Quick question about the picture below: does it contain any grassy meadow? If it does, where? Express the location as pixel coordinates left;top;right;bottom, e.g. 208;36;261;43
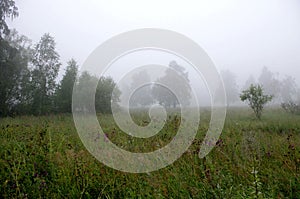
0;108;300;198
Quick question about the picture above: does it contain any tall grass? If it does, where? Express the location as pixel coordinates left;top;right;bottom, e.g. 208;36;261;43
0;108;299;198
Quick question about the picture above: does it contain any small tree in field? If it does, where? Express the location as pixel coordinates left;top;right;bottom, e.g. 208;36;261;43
240;84;273;119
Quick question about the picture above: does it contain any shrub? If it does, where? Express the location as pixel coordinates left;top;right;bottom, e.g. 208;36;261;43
281;101;300;115
240;84;273;119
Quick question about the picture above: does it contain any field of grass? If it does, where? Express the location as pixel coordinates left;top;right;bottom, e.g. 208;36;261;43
0;108;300;198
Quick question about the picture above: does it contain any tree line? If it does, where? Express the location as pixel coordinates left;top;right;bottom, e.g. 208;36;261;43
0;0;119;117
220;67;300;108
1;0;299;117
128;60;191;108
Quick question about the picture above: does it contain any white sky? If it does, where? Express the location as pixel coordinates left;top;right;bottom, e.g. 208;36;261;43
8;0;300;86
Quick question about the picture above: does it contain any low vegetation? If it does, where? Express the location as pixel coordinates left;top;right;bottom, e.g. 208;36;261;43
0;108;299;198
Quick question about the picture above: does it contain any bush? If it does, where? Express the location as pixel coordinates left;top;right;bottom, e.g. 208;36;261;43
281;101;300;115
240;84;273;119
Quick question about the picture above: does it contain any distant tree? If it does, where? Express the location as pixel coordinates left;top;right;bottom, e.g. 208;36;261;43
17;67;32;114
220;70;239;106
55;59;78;113
0;0;18;38
240;84;273;119
31;33;61;115
129;70;154;107
297;88;300;103
280;76;300;115
74;71;120;113
280;75;297;102
0;0;23;116
258;66;280;100
0;30;31;116
95;76;121;113
243;75;256;90
73;71;97;112
152;61;191;108
6;30;32;114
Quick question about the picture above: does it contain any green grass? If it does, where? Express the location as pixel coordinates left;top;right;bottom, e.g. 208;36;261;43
0;108;300;198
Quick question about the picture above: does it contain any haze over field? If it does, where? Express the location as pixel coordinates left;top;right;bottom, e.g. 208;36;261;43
9;0;300;87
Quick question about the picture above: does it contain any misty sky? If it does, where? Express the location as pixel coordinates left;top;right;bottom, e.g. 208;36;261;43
8;0;300;86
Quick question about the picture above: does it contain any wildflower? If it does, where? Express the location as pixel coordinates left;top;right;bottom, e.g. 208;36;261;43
104;133;109;142
42;170;48;177
288;144;295;150
216;139;223;147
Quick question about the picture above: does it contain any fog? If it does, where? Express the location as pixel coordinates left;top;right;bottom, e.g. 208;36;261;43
7;0;300;106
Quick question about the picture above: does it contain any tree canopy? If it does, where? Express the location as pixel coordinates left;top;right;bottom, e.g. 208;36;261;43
152;61;191;108
0;0;18;38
